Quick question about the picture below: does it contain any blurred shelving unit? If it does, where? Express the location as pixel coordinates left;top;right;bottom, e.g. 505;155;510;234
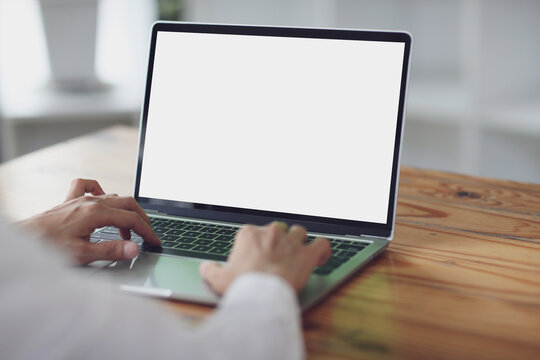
1;0;538;182
0;0;156;160
185;0;540;183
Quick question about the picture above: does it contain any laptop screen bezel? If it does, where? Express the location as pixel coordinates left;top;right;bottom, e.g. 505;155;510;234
134;22;411;239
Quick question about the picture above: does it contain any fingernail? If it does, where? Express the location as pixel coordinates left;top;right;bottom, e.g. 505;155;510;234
274;221;288;230
123;242;138;259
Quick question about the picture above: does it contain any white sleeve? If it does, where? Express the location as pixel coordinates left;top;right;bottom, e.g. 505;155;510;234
0;221;304;360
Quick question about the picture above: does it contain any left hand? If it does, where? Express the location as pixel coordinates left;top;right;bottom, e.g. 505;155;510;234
199;222;331;294
18;178;160;264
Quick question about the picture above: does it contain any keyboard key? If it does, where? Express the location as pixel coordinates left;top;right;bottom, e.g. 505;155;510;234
194;239;213;246
314;266;334;275
211;241;229;248
327;257;347;266
174;243;195;250
199;227;217;233
215;229;236;236
198;233;218;240
161;234;180;241
337;243;367;251
193;245;211;252
94;232;121;240
100;227;119;234
161;241;176;248
177;236;197;244
142;220;241;262
209;247;228;255
215;235;234;241
335;250;357;258
184;225;203;232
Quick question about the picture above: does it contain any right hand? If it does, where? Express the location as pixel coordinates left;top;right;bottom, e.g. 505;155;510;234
18;178;160;264
199;222;332;294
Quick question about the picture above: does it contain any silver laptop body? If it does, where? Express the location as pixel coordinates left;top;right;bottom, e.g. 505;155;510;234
92;22;411;311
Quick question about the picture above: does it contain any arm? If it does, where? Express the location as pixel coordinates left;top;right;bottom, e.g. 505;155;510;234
0;220;329;359
5;179;331;359
0;221;299;359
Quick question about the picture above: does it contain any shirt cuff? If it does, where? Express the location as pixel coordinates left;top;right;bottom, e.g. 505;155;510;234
220;272;300;317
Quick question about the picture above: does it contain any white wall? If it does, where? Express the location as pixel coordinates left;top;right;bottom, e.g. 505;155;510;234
1;0;538;184
185;0;540;184
0;0;156;160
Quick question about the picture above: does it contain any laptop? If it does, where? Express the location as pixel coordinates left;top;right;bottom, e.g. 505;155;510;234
91;22;411;311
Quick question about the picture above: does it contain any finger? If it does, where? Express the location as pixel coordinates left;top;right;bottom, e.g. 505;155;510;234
119;228;131;240
266;221;288;238
65;178;105;202
235;224;258;244
306;237;332;267
199;261;230;295
95;196;151;226
262;222;288;250
89;206;160;246
288;225;307;243
77;240;139;264
271;221;288;232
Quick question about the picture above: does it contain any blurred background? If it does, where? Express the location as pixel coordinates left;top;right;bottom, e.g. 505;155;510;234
0;0;539;183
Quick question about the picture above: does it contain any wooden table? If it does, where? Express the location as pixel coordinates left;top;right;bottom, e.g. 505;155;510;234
1;125;539;359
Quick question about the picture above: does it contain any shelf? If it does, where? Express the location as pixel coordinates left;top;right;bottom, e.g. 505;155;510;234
0;82;142;123
481;98;540;136
0;0;153;123
405;79;469;125
0;0;154;160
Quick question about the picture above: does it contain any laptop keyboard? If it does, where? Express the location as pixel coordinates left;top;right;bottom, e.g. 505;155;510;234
90;217;370;276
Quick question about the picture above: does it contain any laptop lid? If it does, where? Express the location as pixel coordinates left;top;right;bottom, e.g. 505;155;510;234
134;22;411;240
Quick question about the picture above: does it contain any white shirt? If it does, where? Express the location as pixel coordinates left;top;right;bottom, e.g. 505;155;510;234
0;220;304;359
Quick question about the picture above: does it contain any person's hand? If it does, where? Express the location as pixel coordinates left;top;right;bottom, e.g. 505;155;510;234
199;222;332;294
18;178;159;264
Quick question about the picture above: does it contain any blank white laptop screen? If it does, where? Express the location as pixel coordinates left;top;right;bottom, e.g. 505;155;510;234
139;31;405;224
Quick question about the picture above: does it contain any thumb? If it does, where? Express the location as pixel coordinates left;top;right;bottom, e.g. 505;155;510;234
199;261;230;295
78;240;139;264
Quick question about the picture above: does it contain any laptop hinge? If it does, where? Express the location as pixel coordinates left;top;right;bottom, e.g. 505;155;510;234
345;234;385;240
144;209;166;215
362;234;384;239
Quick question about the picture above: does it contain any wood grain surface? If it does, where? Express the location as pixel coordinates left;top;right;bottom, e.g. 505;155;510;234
1;126;539;359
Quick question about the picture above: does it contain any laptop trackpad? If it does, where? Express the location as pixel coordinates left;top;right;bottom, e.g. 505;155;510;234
96;252;220;305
